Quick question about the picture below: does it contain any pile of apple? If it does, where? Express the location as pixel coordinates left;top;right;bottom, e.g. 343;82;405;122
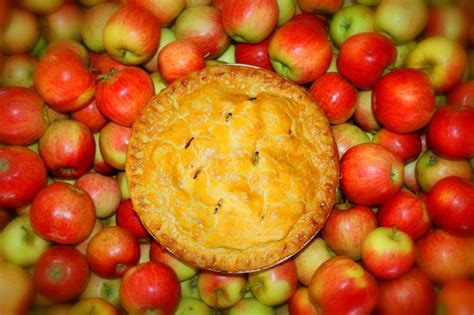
1;0;474;314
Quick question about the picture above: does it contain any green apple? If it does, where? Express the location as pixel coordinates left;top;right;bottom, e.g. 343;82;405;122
181;276;200;299
81;2;120;53
389;41;417;69
228;298;276;315
116;171;130;201
329;4;375;48
217;44;236;64
353;0;381;5
144;27;177;73
374;0;429;45
277;0;296;26
175;297;213;315
294;237;335;286
80;272;121;307
0;216;49;268
150;71;168;94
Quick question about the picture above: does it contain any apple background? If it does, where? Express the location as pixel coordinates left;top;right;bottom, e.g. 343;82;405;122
1;0;474;313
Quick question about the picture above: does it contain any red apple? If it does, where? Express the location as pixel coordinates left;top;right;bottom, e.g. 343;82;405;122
0;0;11;33
290;12;327;33
248;259;298;306
222;0;278;43
150;240;198;281
427;176;474;237
115;199;149;240
96;66;154;127
308;72;358;124
33;245;90;303
92;133;115;176
308;255;378;314
436;279;474;315
294;237;335;286
424;4;471;47
235;37;273;71
42;39;90;66
197;270;247;309
427;105;474;160
415;228;474;285
322;203;377;260
71;99;108;134
268;19;332;84
403;157;422;193
353;90;382;132
0;53;37;88
30;182;96;245
39;119;95;179
336;32;397;90
361;227;416;280
120;261;181;314
41;2;82;42
288;287;319;315
0;8;40;55
0;146;47;208
377;189;431;241
87;226;140;278
91;53;128;77
0;262;35;314
75;219;103;256
34;49;95;113
297;0;343;15
81;2;120;53
0;86;49;146
103;4;161;65
372;128;422;163
331;122;370;159
127;0;185;27
174;6;230;59
0;207;13;231
372;68;435;133
375;267;436;315
98;122;132;171
340;143;404;206
157;39;206;84
446;80;474;107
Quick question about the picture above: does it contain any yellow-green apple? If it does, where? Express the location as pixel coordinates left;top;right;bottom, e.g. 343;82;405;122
248;259;298;306
69;297;119;315
389;41;417;69
39;119;95;179
331;122;370;158
0;53;37;88
71;99;108;134
150;71;168;93
228;297;276;315
0;8;40;55
329;4;375;48
216;43;236;63
30;182;96;244
308;72;358;124
150;240;198;281
436;279;474;315
19;0;64;15
353;90;382;132
157;39;206;84
116;199;149;239
294;237;335;286
0;262;35;314
297;0;344;15
446;80;474;107
406;36;468;93
222;0;278;43
87;226;140;278
99;122;131;170
0;215;49;268
75;172;121;218
427;176;474;237
197;270;247;309
287;287;318;315
39;303;73;314
116;171;130;200
181;275;200;299
361;227;416;280
424;4;471;47
340;143;404;206
277;0;296;26
374;0;429;45
185;0;212;7
92;133;115;176
337;32;397;90
403;156;422;192
75;218;103;256
120;261;181;314
322;203;377;261
96;66;154;127
81;2;120;53
41;2;82;42
372;68;435;133
34;49;95;113
415;149;472;193
139;242;150;264
372;129;422;163
0;86;48;146
176;297;213;315
377;189;431;241
128;0;185;27
375;267;436;315
174;6;230;59
268;20;332;84
103;4;161;65
235;37;273;70
33;245;90;303
80;272;121;307
428;105;474;160
415;228;474;285
0;146;47;208
143;28;177;73
353;0;380;5
308;255;378;314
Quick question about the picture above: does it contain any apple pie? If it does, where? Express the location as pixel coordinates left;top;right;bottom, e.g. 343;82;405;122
126;65;339;272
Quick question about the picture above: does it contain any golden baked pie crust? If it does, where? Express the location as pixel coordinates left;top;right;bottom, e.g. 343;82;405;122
126;65;339;272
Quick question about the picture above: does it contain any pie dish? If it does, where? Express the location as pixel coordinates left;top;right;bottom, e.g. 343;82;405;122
126;65;339;272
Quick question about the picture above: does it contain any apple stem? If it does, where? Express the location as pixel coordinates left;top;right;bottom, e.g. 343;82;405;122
390;227;400;241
